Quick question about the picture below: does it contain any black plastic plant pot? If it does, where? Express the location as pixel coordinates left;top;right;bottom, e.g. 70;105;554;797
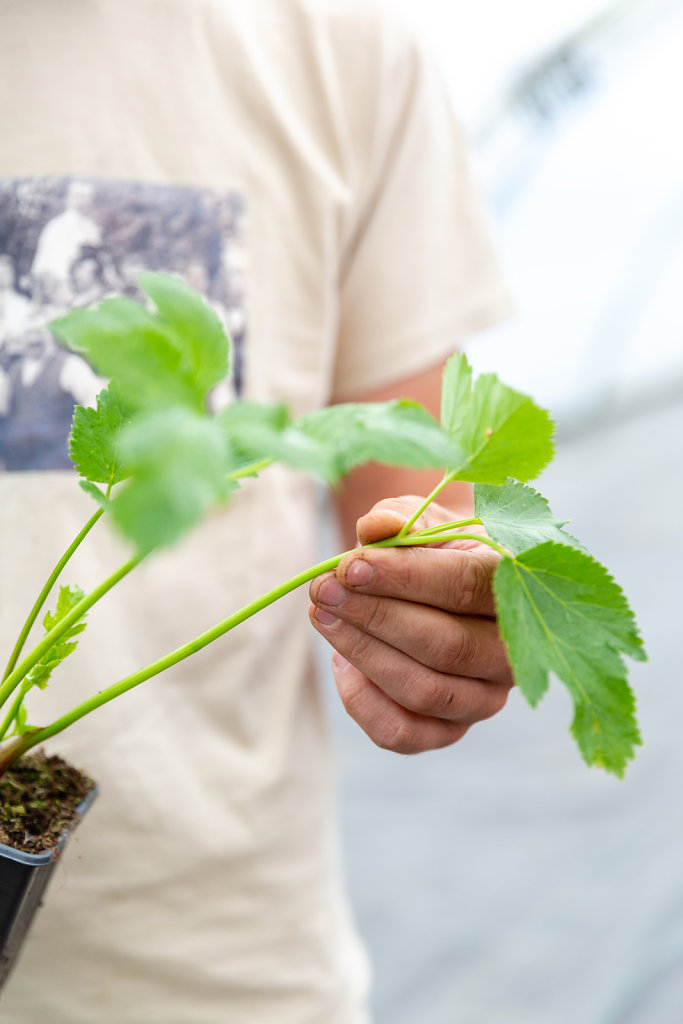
0;786;97;989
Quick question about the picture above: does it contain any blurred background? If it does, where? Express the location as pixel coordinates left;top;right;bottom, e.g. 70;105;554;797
322;1;683;1021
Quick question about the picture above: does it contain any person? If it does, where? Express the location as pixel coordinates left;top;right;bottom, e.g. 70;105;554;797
0;1;513;1021
30;179;103;307
0;250;101;469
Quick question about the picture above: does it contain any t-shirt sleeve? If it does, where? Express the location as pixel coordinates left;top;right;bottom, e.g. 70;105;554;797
332;23;512;400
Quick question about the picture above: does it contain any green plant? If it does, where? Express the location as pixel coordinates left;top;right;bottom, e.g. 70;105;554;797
0;274;645;779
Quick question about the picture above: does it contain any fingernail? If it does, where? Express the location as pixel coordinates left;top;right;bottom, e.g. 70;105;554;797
332;652;349;670
346;559;375;587
317;577;347;607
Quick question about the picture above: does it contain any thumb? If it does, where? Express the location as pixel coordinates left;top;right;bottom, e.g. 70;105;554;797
355;495;424;545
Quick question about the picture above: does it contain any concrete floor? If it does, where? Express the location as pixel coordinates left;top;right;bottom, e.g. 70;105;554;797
327;395;683;1024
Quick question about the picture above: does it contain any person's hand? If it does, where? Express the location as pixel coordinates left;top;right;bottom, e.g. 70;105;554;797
308;496;513;754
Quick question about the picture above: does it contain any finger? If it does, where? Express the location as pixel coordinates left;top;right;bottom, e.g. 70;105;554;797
356;495;453;545
309;603;511;723
309;572;511;682
331;652;472;755
335;544;500;618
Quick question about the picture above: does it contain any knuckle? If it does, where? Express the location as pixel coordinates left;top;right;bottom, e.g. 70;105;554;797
345;627;376;664
438;624;479;672
374;715;422;755
453;555;492;611
405;672;458;718
363;597;392;636
338;675;366;719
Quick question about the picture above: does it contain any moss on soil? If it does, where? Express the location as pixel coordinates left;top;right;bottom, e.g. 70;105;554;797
0;750;94;854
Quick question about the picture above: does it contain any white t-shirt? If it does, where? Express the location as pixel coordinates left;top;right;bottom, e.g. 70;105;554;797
0;1;511;1021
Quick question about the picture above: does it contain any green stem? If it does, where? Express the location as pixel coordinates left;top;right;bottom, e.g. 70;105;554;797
0;683;30;743
397;471;455;538
0;554;143;711
8;549;357;758
372;530;510;558
0;527;510;769
409;516;482;537
0;732;42;775
2;508;104;682
226;457;275;482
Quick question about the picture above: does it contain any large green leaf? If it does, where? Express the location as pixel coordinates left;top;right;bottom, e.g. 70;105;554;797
494;542;646;776
441;354;554;484
474;480;581;554
69;381;134;486
109;408;235;552
295;399;463;478
51;272;230;413
138;272;230;397
52;297;198;410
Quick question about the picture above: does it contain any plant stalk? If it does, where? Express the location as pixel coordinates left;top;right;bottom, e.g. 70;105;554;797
397;471;454;537
0;554;143;710
406;516;482;537
0;731;42;775
0;523;509;770
373;531;510;558
0;684;30;743
1;524;510;766
4;549;356;762
226;456;275;481
2;508;104;682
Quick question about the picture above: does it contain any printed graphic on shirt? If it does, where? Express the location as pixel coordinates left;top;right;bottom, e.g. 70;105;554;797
0;176;246;471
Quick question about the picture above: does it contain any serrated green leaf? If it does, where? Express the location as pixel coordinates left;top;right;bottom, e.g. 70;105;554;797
295;400;463;479
51;273;230;413
441;353;554;484
474;480;582;554
25;585;87;692
569;676;641;777
138;272;230;397
493;542;646;776
42;584;84;632
70;381;134;486
110;408;235;552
